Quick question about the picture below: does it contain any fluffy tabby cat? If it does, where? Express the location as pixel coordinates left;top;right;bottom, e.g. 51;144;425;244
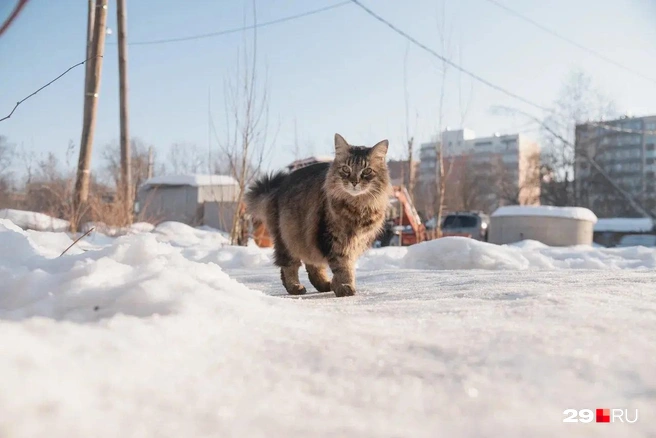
245;133;390;297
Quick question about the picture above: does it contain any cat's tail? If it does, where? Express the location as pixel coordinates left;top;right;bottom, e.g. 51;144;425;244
244;170;288;220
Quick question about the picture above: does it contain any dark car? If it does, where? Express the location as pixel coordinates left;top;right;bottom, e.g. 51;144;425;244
441;212;490;241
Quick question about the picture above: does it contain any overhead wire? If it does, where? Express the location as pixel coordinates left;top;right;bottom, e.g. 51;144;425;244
350;0;656;135
126;1;350;46
481;0;656;86
349;0;552;113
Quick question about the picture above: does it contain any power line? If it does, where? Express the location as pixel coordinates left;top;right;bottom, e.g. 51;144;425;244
125;1;350;46
351;0;656;136
349;0;552;113
481;0;656;86
0;57;99;123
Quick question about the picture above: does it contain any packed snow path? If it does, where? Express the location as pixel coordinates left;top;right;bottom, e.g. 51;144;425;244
0;219;654;438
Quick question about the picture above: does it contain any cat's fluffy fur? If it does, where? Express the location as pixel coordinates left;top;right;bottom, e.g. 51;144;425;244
245;133;390;297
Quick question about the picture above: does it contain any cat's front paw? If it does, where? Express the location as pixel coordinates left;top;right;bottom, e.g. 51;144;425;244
333;284;355;297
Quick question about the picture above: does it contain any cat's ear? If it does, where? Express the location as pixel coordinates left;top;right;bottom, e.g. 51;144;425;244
334;133;349;159
370;139;389;162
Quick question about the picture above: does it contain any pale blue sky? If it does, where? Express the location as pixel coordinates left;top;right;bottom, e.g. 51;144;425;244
1;0;655;177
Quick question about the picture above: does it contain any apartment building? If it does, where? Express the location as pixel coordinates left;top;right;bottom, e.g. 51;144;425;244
418;128;476;183
417;129;541;213
575;114;656;217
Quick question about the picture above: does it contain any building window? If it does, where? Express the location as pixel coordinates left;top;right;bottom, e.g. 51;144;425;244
647;143;655;151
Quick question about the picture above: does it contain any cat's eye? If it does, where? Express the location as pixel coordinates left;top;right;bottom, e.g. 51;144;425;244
362;168;373;176
340;165;351;174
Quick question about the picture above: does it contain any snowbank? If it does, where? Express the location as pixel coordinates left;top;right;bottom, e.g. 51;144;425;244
140;174;237;188
358;237;656;271
492;205;598;223
0;225;260;322
594;217;654;233
81;221;156;237
181;241;273;270
0;208;70;232
153;221;230;247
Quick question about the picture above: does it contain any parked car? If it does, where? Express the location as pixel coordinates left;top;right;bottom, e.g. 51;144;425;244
441;211;490;241
615;234;656;248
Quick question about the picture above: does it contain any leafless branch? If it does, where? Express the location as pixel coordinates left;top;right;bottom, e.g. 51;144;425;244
60;227;95;257
457;41;474;127
214;0;273;245
434;0;454;234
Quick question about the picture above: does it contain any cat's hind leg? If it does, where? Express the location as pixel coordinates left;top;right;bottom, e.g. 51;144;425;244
273;239;305;295
305;264;332;292
270;214;306;295
280;261;305;295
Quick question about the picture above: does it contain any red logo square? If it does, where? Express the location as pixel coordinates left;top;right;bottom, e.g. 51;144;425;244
596;408;610;423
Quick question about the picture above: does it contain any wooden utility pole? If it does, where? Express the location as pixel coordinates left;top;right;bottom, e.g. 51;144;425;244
84;0;95;89
117;0;132;223
73;0;108;230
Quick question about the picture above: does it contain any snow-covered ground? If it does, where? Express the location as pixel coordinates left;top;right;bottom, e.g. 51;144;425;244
0;208;70;232
1;218;655;438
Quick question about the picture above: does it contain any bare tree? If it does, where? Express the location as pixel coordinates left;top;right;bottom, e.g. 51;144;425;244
0;136;15;207
493;151;541;206
541;69;617;205
22;152;75;220
447;155;485;211
402;44;417;201
103;138;155;201
165;142;205;175
217;0;271;245
433;0;455;236
0;136;13;174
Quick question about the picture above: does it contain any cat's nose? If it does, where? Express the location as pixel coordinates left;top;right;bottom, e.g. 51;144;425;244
351;181;358;187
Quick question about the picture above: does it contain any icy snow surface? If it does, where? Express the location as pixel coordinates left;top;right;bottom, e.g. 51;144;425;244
492;205;598;223
1;219;655;438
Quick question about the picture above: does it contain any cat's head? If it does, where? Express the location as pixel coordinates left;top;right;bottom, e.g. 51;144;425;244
327;133;390;198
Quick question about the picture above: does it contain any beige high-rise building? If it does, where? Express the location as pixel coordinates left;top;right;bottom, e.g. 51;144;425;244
417;129;541;214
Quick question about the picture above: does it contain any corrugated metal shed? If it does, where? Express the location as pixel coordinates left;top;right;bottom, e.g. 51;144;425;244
136;174;239;230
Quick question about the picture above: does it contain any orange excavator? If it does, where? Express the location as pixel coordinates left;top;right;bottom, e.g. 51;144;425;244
384;185;426;245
